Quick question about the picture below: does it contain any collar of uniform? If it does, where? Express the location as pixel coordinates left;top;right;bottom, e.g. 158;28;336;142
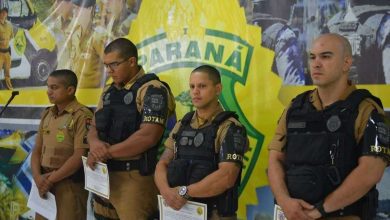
310;82;356;110
123;66;145;90
191;103;224;128
50;98;80;115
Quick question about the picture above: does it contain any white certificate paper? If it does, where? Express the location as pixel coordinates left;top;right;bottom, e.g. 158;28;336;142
82;156;110;199
27;181;57;220
274;204;287;220
158;195;207;220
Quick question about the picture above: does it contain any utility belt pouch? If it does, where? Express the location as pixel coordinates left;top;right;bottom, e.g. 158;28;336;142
167;159;188;187
216;186;238;217
139;147;157;176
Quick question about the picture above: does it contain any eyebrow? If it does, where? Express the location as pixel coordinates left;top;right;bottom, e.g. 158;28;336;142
309;51;334;56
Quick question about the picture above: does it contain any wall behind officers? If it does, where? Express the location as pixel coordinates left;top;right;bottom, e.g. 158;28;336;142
0;7;13;90
30;69;93;220
154;65;248;220
268;33;390;220
86;38;176;219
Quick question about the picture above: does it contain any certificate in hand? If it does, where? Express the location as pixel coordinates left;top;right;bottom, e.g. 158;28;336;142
82;156;110;199
27;181;57;220
158;195;207;220
273;204;287;220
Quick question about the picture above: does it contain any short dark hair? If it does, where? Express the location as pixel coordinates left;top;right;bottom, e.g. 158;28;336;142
104;38;138;60
49;69;78;88
191;65;221;84
0;8;8;13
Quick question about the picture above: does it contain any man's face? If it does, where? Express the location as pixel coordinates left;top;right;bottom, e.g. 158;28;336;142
105;0;124;17
189;71;221;110
0;11;7;21
309;36;350;88
103;51;136;86
46;76;74;105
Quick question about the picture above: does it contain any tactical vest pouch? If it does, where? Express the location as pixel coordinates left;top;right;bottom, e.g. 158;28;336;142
167;159;189;187
188;160;216;184
95;109;111;142
286;132;330;165
217;186;238;217
286;165;332;204
139;147;158;176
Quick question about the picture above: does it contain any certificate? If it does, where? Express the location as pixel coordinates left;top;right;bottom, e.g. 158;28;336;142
273;204;287;220
82;156;110;199
158;195;207;220
27;181;57;220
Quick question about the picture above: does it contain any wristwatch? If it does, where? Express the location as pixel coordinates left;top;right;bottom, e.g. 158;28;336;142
178;186;191;200
314;200;327;217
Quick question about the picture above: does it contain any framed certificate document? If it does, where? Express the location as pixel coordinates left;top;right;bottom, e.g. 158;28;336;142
158;195;207;220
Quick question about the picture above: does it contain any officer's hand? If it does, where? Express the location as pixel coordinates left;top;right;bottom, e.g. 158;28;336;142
86;153;98;170
89;140;111;162
161;187;187;210
305;208;322;219
35;173;53;199
279;198;315;220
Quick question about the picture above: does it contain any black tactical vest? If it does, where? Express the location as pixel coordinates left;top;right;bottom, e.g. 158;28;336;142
285;89;382;217
95;74;161;144
168;111;240;216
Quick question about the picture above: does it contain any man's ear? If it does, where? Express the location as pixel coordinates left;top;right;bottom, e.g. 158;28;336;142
343;56;353;72
216;83;222;96
67;86;76;95
129;57;137;67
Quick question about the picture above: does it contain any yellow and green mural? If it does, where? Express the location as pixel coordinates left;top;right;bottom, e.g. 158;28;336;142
0;0;389;219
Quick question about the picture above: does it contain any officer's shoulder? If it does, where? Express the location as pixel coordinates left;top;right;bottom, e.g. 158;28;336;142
40;106;52;117
223;117;243;128
141;78;167;89
102;84;112;93
360;97;385;114
78;105;93;117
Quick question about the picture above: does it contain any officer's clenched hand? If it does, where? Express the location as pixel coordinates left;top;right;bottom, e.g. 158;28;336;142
88;140;111;168
279;197;315;220
160;187;187;210
305;208;321;219
35;172;53;199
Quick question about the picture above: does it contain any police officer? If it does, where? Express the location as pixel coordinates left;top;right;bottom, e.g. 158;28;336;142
87;38;176;219
268;33;390;220
66;0;106;88
0;7;13;90
48;0;74;69
155;65;248;220
31;69;93;220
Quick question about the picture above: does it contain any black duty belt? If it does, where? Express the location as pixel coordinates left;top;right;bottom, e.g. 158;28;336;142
0;47;10;53
106;159;140;172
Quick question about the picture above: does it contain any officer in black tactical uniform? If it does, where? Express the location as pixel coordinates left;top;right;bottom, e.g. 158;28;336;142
87;38;176;219
268;33;390;220
155;65;248;220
